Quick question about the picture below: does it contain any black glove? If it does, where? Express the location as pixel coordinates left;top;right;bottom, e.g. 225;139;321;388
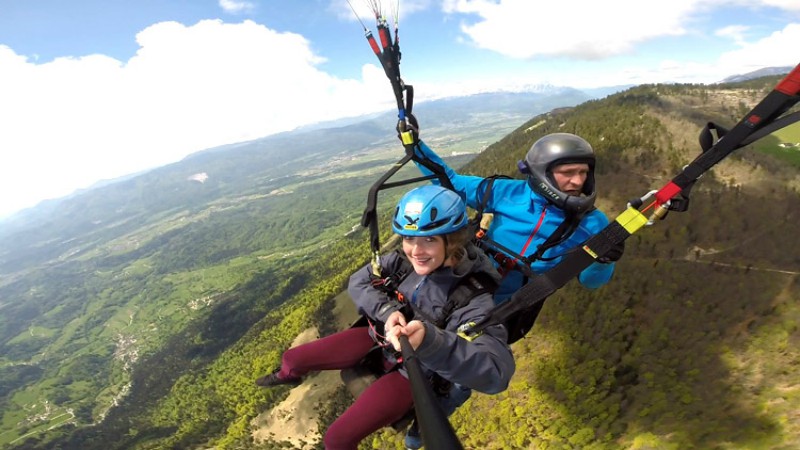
396;113;419;146
597;240;624;264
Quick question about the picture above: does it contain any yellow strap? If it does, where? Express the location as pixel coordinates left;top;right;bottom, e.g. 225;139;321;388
614;206;649;234
370;251;382;277
583;207;649;259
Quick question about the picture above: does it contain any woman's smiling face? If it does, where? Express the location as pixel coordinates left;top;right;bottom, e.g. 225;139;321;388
402;235;446;275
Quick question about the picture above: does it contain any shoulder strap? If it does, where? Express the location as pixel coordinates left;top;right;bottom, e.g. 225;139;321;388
471;175;511;225
522;209;589;263
433;270;498;329
473;175;591;269
373;250;498;329
370;249;414;296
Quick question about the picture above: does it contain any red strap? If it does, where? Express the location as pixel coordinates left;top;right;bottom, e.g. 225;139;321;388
776;63;800;96
515;206;548;264
366;33;381;56
656;181;682;205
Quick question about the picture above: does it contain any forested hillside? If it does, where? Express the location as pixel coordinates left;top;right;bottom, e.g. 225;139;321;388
1;90;576;448
3;77;799;450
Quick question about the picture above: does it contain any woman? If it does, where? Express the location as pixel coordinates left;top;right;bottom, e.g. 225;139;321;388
255;185;515;450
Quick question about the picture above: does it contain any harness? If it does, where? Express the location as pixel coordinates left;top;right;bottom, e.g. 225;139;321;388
345;6;471;446
367;249;497;339
348;2;800;446
343;250;497;390
471;175;587;280
466;175;589;342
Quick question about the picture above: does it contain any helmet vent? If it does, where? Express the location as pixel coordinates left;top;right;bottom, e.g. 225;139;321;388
420;218;449;231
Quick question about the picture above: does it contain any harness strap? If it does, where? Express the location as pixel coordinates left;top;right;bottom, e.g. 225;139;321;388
471;175;587;277
655;66;800;208
363;250;499;346
517;206;548;263
467;216;633;342
524;211;585;263
435;271;497;328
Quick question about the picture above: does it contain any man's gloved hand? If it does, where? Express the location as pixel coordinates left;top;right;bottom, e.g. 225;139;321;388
597;240;625;264
397;113;419;146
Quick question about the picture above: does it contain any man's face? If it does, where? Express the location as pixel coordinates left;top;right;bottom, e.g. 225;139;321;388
551;163;590;196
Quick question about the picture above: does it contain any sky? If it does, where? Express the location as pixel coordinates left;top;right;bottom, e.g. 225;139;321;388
1;0;799;219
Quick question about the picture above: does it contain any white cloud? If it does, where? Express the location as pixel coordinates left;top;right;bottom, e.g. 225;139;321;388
0;20;392;217
564;22;800;87
441;0;705;59
761;0;800;11
429;0;799;89
219;0;255;14
716;23;800;71
715;25;750;46
440;0;800;60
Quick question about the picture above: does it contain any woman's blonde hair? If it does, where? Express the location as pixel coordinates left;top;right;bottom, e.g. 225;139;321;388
444;226;472;263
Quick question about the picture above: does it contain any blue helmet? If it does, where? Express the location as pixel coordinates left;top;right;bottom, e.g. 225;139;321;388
392;185;468;236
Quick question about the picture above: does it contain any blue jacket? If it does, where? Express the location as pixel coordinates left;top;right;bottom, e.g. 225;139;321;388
412;140;615;303
348;243;515;394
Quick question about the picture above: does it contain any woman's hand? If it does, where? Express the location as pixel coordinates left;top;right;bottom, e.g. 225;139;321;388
386;319;426;351
384;310;407;333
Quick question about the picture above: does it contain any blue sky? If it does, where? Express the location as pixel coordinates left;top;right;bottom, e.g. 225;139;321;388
0;0;798;219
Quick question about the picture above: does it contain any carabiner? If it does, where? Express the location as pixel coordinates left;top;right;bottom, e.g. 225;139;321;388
627;190;671;225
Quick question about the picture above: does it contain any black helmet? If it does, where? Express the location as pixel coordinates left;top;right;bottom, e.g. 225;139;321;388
517;133;596;214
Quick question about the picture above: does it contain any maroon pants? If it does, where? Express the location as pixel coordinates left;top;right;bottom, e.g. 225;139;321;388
279;327;414;450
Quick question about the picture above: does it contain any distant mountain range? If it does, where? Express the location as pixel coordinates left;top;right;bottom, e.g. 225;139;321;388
2;64;786;225
0;65;790;256
0;86;599;277
292;85;602;133
719;66;793;83
0;86;596;229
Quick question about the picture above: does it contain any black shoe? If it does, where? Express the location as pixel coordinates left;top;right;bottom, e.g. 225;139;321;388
255;369;301;387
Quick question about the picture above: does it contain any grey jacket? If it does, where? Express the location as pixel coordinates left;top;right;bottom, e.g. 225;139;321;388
348;243;515;394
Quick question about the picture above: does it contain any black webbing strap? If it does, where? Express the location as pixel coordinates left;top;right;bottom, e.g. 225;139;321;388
466;220;629;336
657;66;800;205
524;213;583;263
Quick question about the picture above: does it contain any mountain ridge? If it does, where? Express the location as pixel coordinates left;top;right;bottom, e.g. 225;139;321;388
719;65;793;83
0;85;600;226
